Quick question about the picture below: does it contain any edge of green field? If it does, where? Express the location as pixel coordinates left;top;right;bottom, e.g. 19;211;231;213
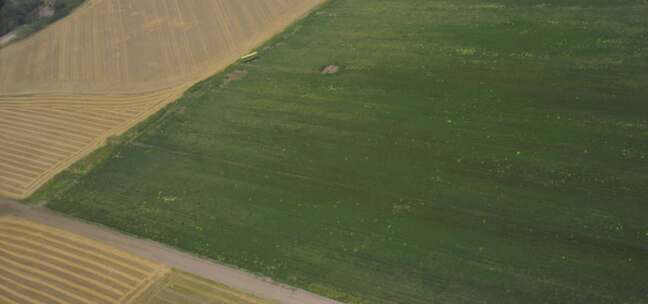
28;1;331;204
30;0;648;303
28;2;363;302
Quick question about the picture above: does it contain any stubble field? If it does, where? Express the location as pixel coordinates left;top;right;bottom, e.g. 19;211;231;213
0;216;275;304
0;216;168;303
0;0;325;199
132;270;272;304
36;0;648;303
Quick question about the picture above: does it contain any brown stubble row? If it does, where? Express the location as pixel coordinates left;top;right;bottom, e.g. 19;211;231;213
0;217;168;304
0;86;186;198
132;270;274;304
0;216;274;304
0;102;121;198
0;0;326;199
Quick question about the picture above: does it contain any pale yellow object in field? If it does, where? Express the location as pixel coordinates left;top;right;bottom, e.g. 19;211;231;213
241;51;260;62
0;0;326;199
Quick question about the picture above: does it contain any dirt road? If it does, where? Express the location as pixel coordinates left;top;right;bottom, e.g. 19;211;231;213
0;199;342;304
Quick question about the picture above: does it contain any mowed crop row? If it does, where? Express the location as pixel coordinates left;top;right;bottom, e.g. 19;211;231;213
0;217;168;304
0;87;185;198
133;270;271;304
0;0;325;199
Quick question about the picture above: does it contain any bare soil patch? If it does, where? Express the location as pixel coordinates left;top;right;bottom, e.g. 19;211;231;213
221;70;248;88
321;65;339;74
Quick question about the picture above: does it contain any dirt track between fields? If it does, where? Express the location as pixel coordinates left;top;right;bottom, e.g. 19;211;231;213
0;199;342;304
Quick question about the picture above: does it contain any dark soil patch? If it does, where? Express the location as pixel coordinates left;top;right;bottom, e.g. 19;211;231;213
221;70;248;88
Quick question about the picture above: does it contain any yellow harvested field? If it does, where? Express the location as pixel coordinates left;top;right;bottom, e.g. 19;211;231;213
132;270;274;304
0;0;325;199
0;216;277;304
0;216;168;304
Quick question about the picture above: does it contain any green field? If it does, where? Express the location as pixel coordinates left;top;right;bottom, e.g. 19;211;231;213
35;0;648;303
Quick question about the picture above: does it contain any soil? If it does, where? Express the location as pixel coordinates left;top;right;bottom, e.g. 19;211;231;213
221;70;248;88
321;65;339;74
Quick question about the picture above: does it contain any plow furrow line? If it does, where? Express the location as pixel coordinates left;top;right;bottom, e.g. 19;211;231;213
0;110;99;139
8;108;110;132
0;248;117;304
173;273;265;304
0;232;135;291
0;283;39;304
0;143;62;165
0;167;37;184
4;222;155;278
73;108;133;123
0;147;55;167
153;287;197;304
169;283;240;304
0;274;62;304
91;108;139;120
31;106;125;128
0;119;92;145
0;259;84;304
0;99;158;107
0;239;125;300
0;128;80;154
0;152;51;173
0;87;177;102
0;96;167;107
52;106;128;124
0;175;28;190
0;228;150;282
0;136;70;160
0;183;24;196
0;160;42;179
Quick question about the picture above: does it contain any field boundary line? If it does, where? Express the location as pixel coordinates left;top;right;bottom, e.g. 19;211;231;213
0;199;342;304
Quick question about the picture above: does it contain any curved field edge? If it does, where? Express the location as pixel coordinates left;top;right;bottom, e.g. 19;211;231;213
0;0;330;95
27;0;330;202
29;3;362;301
28;88;187;203
34;0;648;303
1;0;328;199
0;87;185;199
